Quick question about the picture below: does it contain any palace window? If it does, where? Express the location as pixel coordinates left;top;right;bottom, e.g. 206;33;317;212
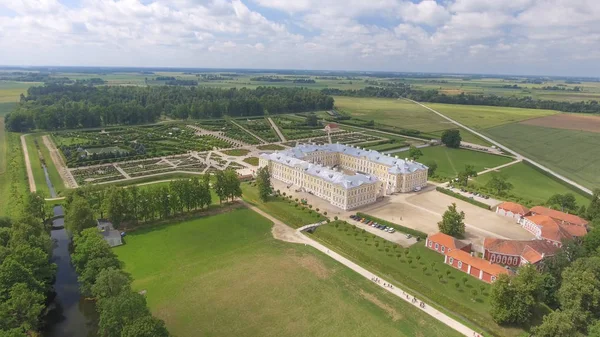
449;257;454;264
458;261;463;268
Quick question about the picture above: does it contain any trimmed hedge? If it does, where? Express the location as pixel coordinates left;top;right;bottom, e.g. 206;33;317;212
436;187;491;210
355;212;427;240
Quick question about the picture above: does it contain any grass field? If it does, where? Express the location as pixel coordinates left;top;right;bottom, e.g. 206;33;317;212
473;162;591;206
243;157;259;166
0;81;40;103
485;123;600;189
0;128;28;217
309;222;527;337
115;209;461;337
221;149;250;156
394;146;513;180
242;183;325;228
23;134;65;197
425;103;557;130
257;144;285;151
333;96;489;145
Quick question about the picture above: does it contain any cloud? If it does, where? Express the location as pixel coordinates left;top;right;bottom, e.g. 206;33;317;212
0;0;598;75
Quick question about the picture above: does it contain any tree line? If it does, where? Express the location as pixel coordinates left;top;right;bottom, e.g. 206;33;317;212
64;171;242;230
0;193;56;336
5;85;334;132
72;228;169;337
323;85;600;114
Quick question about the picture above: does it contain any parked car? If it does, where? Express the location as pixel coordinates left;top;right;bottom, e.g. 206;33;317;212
406;234;412;239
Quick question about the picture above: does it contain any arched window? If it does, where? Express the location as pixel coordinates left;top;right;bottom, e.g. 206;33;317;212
458;261;463;268
435;243;439;250
449;257;454;264
441;246;445;253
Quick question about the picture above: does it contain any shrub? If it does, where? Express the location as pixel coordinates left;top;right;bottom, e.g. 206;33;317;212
435;187;491;210
323;211;327;216
334;216;338;221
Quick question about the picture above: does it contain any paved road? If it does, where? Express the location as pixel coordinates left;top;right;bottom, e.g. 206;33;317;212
405;99;593;195
267;117;287;142
244;201;479;337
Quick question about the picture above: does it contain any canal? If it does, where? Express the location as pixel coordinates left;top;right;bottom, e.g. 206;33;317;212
41;165;98;337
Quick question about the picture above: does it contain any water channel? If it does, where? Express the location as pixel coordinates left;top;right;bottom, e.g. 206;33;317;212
41;165;98;337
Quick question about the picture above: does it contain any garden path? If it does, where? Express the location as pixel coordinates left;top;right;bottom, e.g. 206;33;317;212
267;117;287;142
20;134;36;192
229;120;267;144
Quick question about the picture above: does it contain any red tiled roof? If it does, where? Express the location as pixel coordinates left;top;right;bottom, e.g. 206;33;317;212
484;238;559;264
497;202;529;215
525;215;587;243
325;123;339;128
428;232;468;250
530;206;588;226
446;249;512;276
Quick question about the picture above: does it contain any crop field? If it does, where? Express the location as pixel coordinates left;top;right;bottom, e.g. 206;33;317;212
0;81;41;103
394;146;513;180
472;162;591;206
520;113;600;133
115;208;459;337
424;103;557;130
53;124;232;168
333;96;489;145
485;123;600;189
309;221;525;337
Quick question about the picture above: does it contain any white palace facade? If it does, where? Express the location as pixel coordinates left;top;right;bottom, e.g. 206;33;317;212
259;143;428;210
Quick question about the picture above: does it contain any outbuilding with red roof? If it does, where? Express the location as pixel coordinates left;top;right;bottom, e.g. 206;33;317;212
528;206;588;227
496;202;529;221
445;249;512;284
426;232;471;255
519;214;587;247
483;238;559;266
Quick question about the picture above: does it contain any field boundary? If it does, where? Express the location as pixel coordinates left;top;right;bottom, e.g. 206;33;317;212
406;99;593;195
522;160;593;198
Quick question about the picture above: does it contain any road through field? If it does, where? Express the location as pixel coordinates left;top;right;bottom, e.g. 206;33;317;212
20;134;36;192
244;201;479;337
405;99;593;195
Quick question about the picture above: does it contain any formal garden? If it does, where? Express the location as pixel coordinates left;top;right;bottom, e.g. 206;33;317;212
195;119;261;145
233;117;280;142
271;116;327;140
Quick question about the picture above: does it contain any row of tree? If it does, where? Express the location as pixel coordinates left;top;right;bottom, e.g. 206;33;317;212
72;228;169;337
5;85;334;131
64;171;242;231
0;193;57;335
323;85;600;113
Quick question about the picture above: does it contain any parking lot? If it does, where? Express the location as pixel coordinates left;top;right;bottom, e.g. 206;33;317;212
348;215;418;247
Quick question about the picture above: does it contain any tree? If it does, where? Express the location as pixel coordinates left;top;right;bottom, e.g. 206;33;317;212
486;173;513;196
79;256;121;296
121;315;170;337
306;114;318;126
97;292;150;337
490;273;534;325
582;223;600;256
588;320;600;337
256;167;271;202
546;193;577;213
588;189;600;220
213;171;227;204
557;256;600;330
437;203;465;237
0;283;45;332
531;310;577;337
24;192;51;225
441;129;461;148
408;146;423;160
64;195;97;235
457;165;477;186
224;170;242;201
426;161;438;177
91;267;132;300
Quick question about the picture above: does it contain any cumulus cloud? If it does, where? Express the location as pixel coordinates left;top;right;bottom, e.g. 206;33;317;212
0;0;598;75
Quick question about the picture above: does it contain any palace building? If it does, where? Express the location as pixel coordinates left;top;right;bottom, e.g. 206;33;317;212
258;143;428;210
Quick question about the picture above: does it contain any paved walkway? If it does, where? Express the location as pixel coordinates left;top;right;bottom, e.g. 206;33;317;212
405;98;593;195
113;164;132;179
230;120;267;144
243;201;478;337
20;134;36;192
477;159;522;176
267;117;287;142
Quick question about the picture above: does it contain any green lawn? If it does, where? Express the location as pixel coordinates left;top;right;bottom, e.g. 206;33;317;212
394;146;513;180
243;157;259;166
115;209;460;337
0;132;28;217
485;123;600;189
333;96;489;145
221;148;251;156
257;144;285;151
309;222;525;337
473;162;591;206
425;103;557;130
242;182;325;228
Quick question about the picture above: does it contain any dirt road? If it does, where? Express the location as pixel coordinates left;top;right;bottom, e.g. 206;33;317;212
20;134;36;192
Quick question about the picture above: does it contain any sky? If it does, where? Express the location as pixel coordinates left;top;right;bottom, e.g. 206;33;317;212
0;0;599;76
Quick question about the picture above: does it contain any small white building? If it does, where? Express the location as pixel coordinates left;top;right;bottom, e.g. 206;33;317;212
495;202;530;221
97;219;123;247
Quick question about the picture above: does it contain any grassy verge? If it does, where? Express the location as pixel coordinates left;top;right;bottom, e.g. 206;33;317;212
355;212;428;239
241;182;326;228
309;222;526;337
243;157;259;166
0;132;28;217
256;144;285;151
221;149;251;156
115;208;462;337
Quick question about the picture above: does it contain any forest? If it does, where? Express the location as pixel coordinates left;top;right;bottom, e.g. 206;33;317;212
323;85;600;113
4;85;334;132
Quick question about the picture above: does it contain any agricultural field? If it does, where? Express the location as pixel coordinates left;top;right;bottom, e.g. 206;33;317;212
485;123;600;189
472;162;591;206
53;124;231;168
309;221;526;337
115;208;458;337
0;81;41;103
394;146;513;181
424;103;557;130
234;118;280;142
333;96;490;145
